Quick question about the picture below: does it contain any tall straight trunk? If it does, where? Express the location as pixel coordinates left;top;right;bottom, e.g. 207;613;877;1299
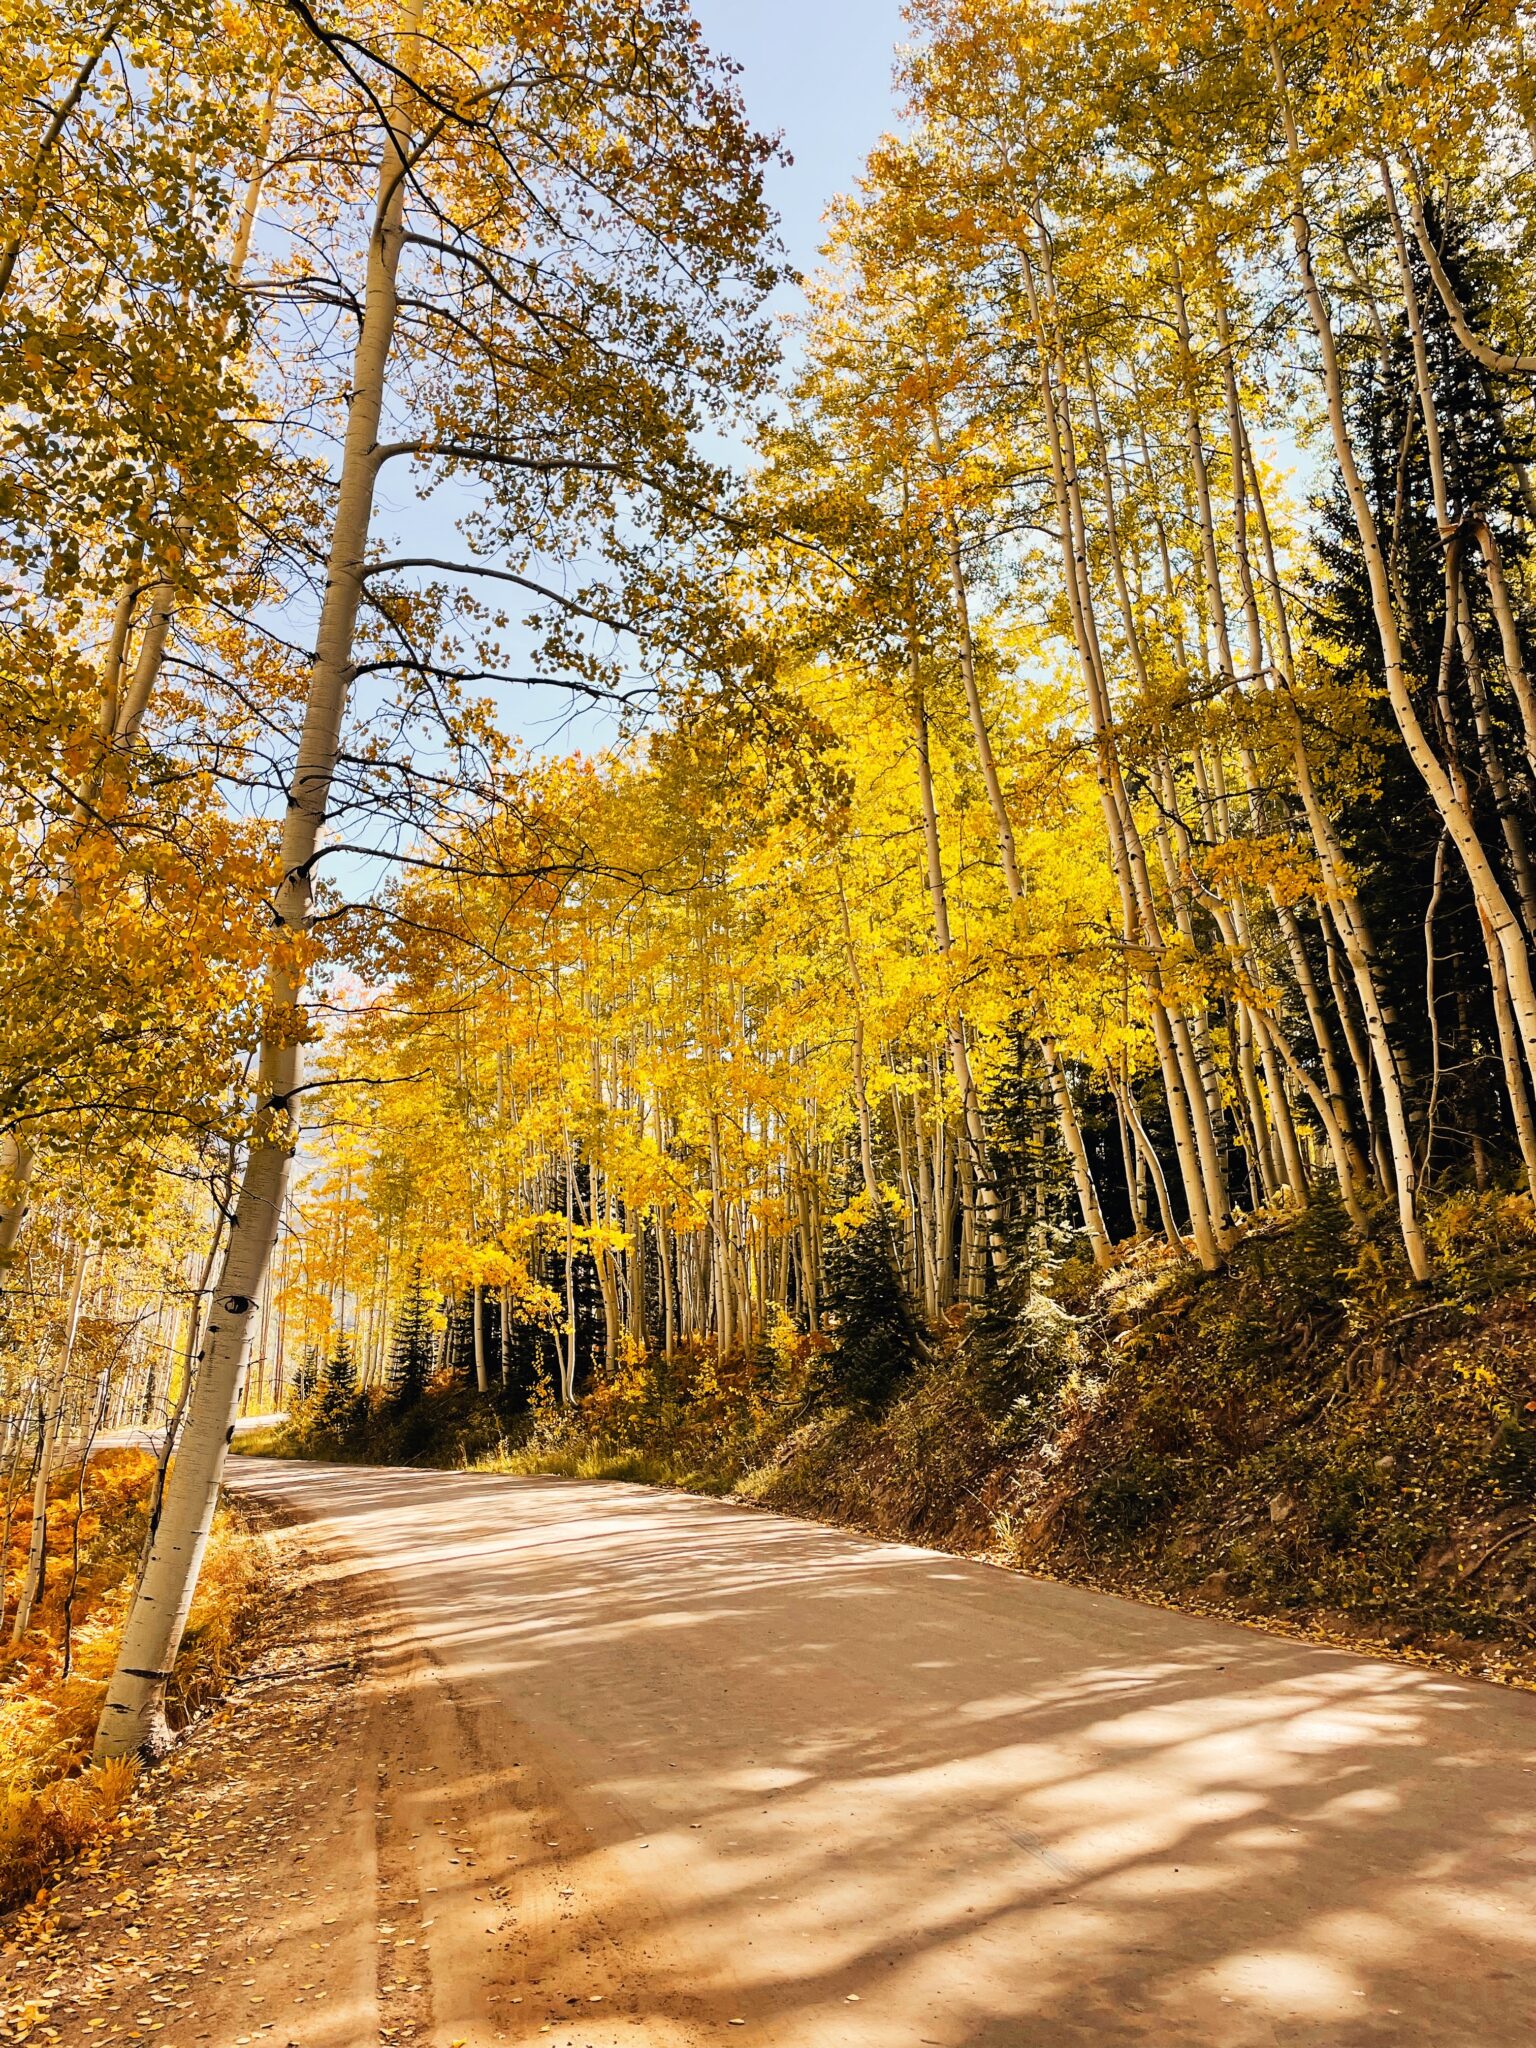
709;1114;734;1360
836;870;883;1214
1458;580;1536;938
1110;1060;1146;1237
927;418;1111;1261
1215;284;1356;1198
0;1135;32;1259
886;1068;920;1295
95;22;419;1759
908;667;1010;1273
562;1151;578;1401
471;1281;488;1394
794;1159;820;1332
659;1208;677;1362
904;1082;939;1319
1379;160;1536;932
0;1382;39;1638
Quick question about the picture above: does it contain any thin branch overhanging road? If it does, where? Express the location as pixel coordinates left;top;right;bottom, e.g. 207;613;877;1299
225;1457;1536;2047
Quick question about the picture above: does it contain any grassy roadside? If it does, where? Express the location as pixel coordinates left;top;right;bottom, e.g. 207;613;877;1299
0;1449;266;1917
247;1190;1536;1687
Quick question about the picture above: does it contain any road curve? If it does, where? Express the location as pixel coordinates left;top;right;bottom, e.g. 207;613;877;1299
225;1456;1536;2047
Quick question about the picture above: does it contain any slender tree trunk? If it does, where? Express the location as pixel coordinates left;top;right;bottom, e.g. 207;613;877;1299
471;1281;488;1394
0;1135;33;1260
12;1248;89;1644
909;660;1011;1274
95;20;419;1759
0;0;130;303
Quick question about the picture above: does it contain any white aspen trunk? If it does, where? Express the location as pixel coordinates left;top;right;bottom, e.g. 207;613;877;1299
659;1206;677;1363
1257;1022;1310;1203
1468;513;1536;788
1403;178;1536;378
934;1072;958;1306
11;1401;58;1647
1481;904;1536;1195
1216;282;1348;1206
836;877;883;1212
795;1165;819;1331
562;1151;577;1402
708;1114;734;1360
886;1066;921;1294
1455;585;1536;936
95;19;419;1759
909;674;1010;1272
1111;1073;1185;1254
0;1134;32;1259
906;1084;940;1320
0;1382;39;1638
1276;898;1370;1182
11;1248;89;1644
598;1176;620;1373
471;1281;488;1394
1112;1083;1146;1236
1040;1038;1111;1259
1242;395;1429;1252
1380;162;1536;929
1049;285;1230;1250
1233;1004;1279;1203
1259;1010;1370;1229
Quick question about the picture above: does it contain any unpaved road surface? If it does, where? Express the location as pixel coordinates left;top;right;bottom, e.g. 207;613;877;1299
205;1458;1536;2048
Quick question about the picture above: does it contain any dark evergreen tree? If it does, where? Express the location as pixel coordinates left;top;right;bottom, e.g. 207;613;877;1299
387;1256;435;1407
1309;205;1534;1187
319;1331;358;1429
820;1199;927;1408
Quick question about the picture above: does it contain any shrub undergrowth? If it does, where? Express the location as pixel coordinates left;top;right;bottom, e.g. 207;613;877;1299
0;1448;264;1914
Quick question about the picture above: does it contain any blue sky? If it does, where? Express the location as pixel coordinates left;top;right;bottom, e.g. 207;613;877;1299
690;0;910;277
408;0;914;758
364;1;914;776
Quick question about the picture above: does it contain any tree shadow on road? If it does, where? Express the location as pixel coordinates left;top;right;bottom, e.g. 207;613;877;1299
232;1460;1536;2048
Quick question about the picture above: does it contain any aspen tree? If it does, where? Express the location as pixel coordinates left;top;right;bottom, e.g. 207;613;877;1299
96;0;779;1755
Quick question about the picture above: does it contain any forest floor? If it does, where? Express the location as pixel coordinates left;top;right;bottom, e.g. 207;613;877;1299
0;1502;378;2048
30;1454;1534;2048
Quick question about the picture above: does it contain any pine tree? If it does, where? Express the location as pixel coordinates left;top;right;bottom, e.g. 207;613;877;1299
319;1331;357;1430
821;1201;927;1409
388;1257;435;1408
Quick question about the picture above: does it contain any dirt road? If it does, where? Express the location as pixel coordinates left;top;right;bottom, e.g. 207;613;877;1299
210;1457;1535;2048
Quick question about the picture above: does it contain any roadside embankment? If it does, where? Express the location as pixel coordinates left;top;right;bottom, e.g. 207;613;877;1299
251;1192;1536;1686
